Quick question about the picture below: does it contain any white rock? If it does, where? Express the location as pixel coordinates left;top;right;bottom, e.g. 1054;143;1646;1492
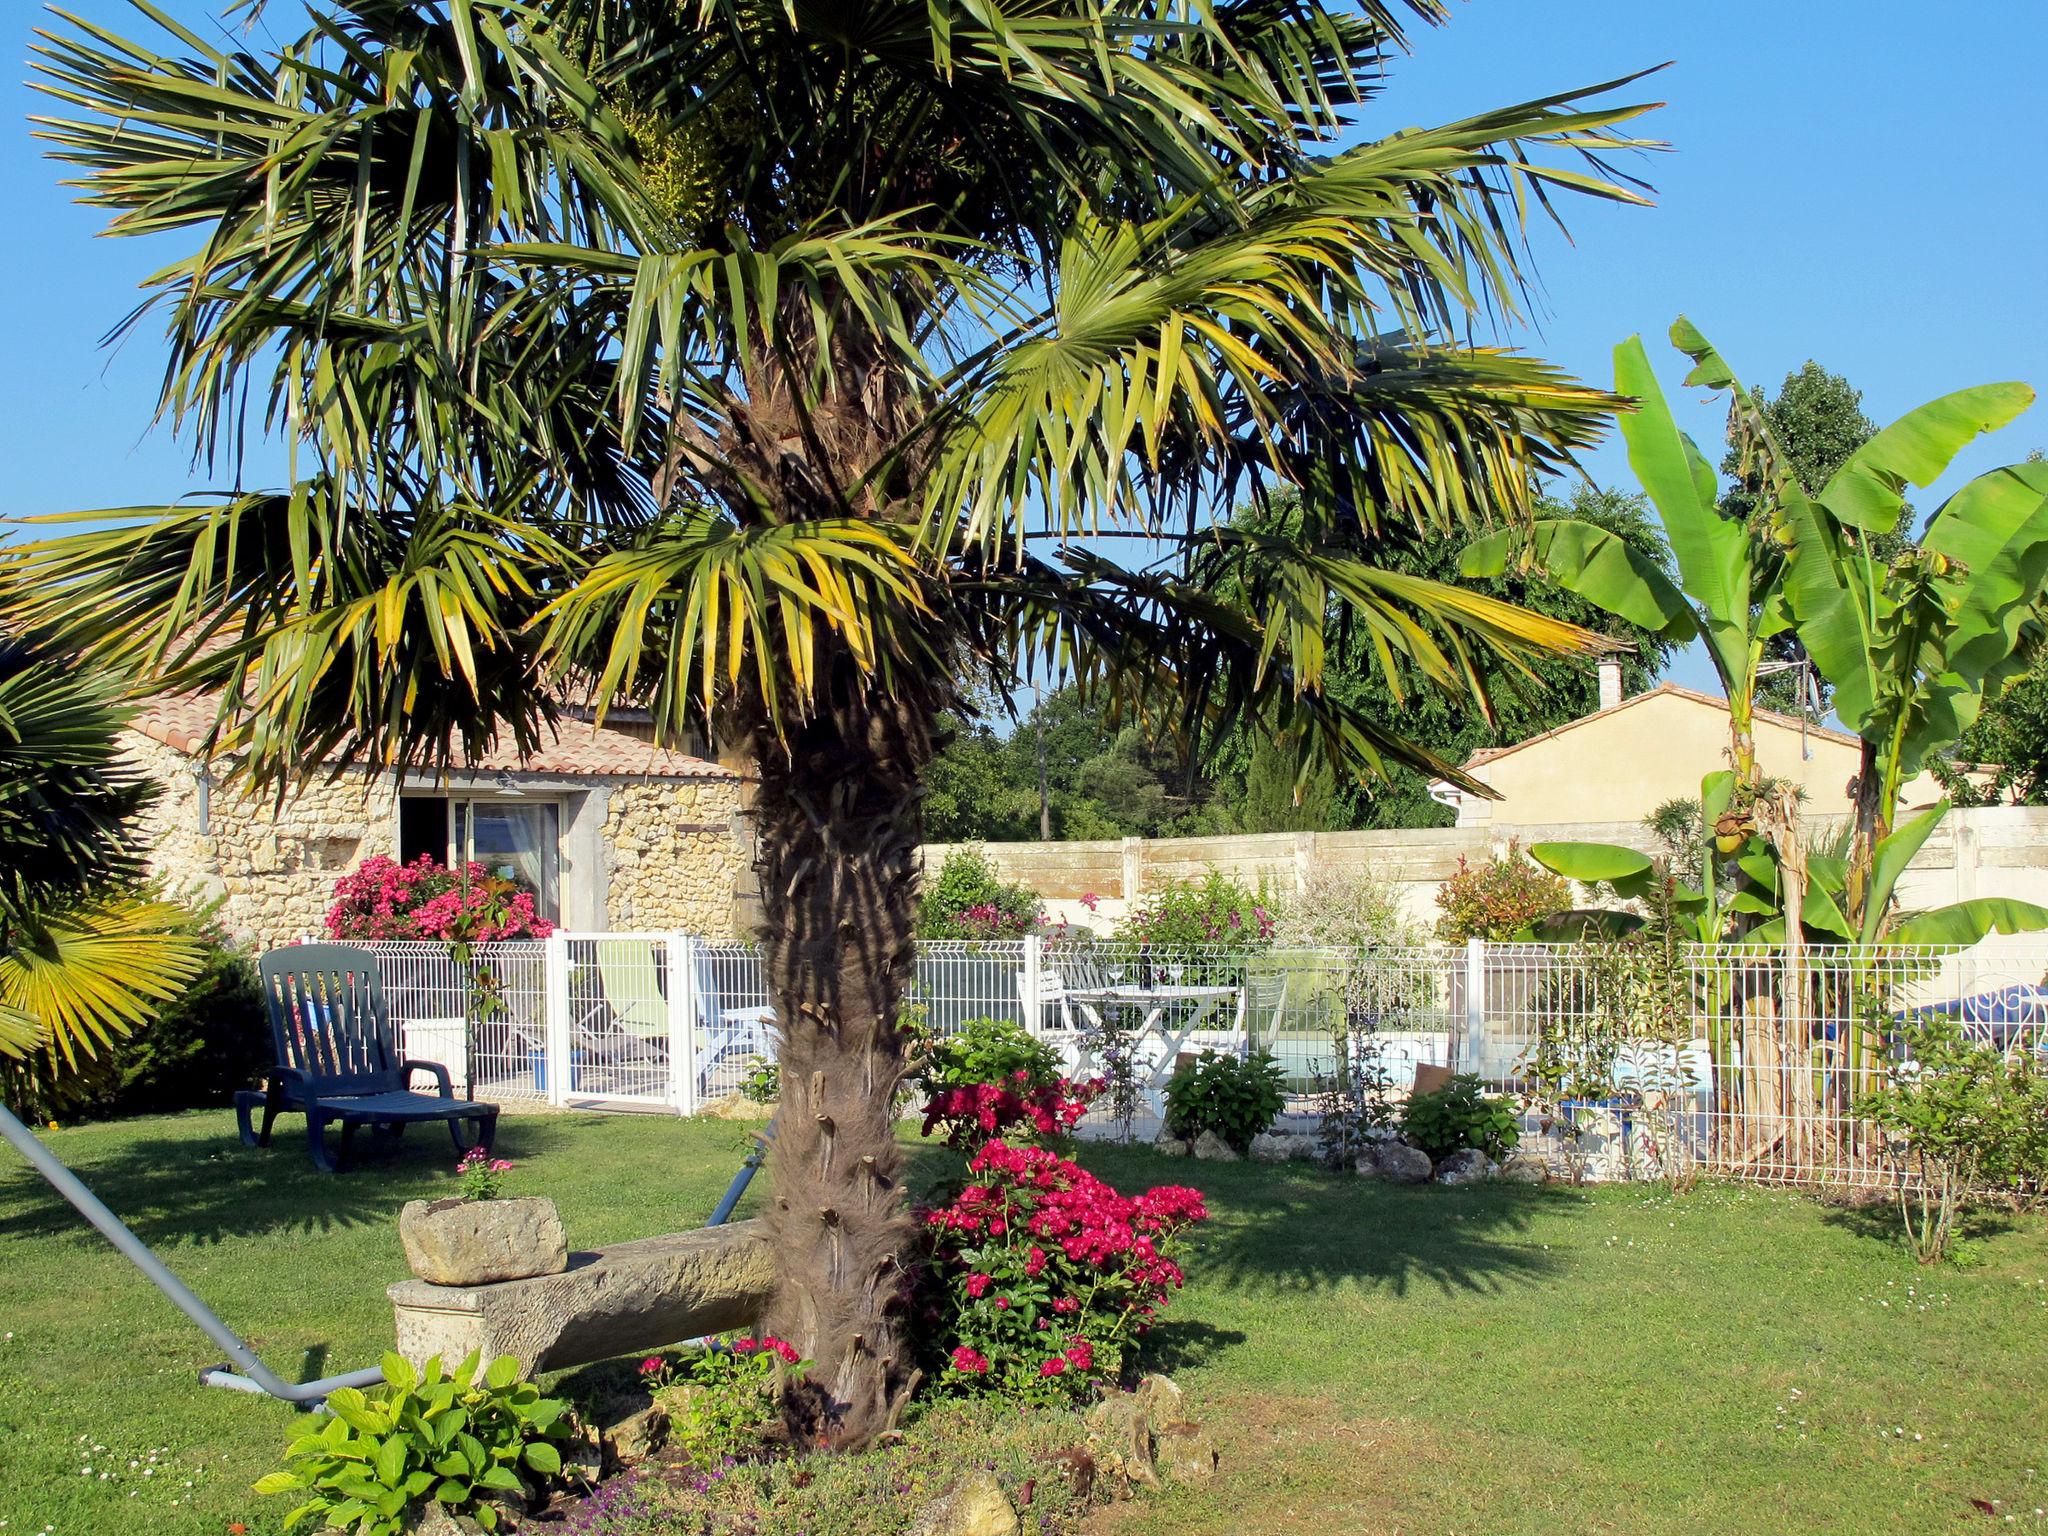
1434;1148;1500;1186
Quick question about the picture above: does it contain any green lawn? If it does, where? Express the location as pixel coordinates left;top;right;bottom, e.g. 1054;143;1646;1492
3;1112;2045;1536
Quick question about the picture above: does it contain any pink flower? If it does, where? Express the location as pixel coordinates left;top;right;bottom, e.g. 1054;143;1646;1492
950;1346;989;1376
732;1337;759;1354
638;1357;664;1377
965;1273;992;1299
1039;1357;1067;1377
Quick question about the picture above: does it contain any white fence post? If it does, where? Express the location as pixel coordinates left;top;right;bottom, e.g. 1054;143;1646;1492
1463;937;1486;1076
1023;933;1043;1036
671;933;698;1118
543;932;571;1107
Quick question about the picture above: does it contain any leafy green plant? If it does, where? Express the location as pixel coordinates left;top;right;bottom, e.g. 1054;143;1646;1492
252;1351;571;1534
643;1335;807;1465
916;849;1043;940
1400;1074;1520;1162
1119;872;1275;955
456;1149;514;1202
1858;1015;2048;1264
917;1016;1062;1096
1433;843;1569;941
1163;1050;1285;1153
740;1055;781;1104
915;1016;1098;1149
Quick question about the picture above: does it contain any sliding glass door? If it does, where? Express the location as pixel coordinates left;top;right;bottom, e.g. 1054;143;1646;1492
456;801;561;921
400;794;562;922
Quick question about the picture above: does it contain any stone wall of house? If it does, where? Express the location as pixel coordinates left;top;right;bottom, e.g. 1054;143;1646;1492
603;778;751;939
123;730;754;949
120;730;398;949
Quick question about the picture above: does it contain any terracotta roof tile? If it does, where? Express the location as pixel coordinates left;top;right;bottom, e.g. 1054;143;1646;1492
129;690;737;781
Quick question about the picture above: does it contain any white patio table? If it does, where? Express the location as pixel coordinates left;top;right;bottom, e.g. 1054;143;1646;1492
1051;983;1244;1116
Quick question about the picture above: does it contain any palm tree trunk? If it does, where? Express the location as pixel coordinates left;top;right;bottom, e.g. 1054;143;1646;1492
748;663;935;1451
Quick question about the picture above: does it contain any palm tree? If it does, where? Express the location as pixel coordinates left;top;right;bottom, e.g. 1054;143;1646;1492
0;634;203;1084
15;1;1660;1444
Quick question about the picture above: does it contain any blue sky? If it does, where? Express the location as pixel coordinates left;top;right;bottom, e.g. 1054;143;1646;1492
4;2;2045;699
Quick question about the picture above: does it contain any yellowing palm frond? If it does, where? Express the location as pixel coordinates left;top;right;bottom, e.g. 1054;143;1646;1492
0;896;204;1067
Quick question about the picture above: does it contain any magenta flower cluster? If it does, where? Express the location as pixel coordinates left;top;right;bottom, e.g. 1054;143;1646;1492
919;1068;1103;1148
923;1138;1207;1402
326;854;554;943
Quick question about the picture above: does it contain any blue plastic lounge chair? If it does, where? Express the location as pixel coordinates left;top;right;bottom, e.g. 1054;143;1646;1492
234;944;499;1173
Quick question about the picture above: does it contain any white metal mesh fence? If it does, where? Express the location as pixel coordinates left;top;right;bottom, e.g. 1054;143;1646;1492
358;934;2048;1186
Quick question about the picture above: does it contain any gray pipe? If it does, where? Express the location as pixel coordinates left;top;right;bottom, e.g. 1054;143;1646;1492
0;1103;384;1407
707;1113;776;1227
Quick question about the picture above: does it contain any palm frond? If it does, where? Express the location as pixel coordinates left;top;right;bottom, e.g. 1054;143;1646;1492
0;895;204;1067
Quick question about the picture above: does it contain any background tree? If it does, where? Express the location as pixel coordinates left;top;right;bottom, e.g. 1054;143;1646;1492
1222;484;1678;829
1939;639;2048;804
15;1;1659;1446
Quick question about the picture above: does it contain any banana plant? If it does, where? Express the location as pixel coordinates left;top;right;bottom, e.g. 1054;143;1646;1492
1464;320;1791;792
1529;792;2048;949
1776;425;2048;920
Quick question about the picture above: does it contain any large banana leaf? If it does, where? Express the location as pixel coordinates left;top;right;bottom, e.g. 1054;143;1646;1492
1891;898;2048;947
1818;384;2034;533
1612;331;1755;698
1922;460;2048;690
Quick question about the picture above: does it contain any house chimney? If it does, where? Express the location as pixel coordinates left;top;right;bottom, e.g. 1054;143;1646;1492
1597;657;1624;711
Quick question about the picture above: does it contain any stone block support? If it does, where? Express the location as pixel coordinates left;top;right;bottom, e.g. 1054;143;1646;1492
388;1220;776;1376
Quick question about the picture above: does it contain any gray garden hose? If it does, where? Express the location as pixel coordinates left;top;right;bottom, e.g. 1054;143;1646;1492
0;1104;385;1407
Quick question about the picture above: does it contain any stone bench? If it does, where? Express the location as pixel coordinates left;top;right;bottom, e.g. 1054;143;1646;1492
389;1219;776;1376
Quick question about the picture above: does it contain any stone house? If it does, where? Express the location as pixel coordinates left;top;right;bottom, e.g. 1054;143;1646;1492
124;692;753;950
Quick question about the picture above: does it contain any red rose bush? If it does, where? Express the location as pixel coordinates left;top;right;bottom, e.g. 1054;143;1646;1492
923;1138;1207;1402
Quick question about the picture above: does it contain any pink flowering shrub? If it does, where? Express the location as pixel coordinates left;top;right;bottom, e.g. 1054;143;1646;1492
915;847;1042;940
456;1148;515;1201
638;1334;808;1465
326;855;554;944
922;1139;1207;1402
916;1017;1101;1150
1118;870;1275;950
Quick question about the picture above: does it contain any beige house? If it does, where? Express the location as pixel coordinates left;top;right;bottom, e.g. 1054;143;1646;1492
124;692;753;951
1427;677;1957;829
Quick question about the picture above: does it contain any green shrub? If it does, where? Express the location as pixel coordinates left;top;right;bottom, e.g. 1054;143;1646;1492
252;1351;571;1535
1163;1050;1286;1153
740;1055;780;1104
643;1334;807;1466
1859;1014;2048;1263
1268;865;1420;948
1400;1073;1520;1161
1117;870;1274;952
916;848;1042;939
1433;843;1569;941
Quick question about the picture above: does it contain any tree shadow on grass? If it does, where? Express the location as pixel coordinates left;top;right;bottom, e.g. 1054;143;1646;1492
894;1134;1573;1301
1138;1318;1249;1377
1076;1144;1576;1299
1817;1193;2023;1258
0;1112;593;1248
